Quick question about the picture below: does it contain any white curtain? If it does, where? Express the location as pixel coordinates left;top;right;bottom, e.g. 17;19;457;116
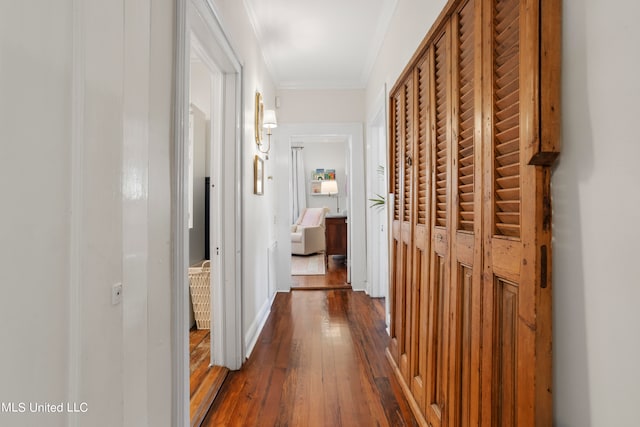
291;147;307;223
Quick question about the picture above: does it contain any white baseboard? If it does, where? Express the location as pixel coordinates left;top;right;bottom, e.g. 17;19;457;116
243;293;276;359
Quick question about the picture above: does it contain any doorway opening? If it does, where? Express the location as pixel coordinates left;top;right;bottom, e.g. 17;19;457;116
289;137;350;290
275;123;366;293
186;34;226;426
365;88;390;321
173;1;243;426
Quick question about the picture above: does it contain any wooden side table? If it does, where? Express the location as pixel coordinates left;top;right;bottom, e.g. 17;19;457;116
325;215;347;258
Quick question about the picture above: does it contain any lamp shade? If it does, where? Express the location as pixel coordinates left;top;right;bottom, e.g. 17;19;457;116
320;180;338;195
263;109;277;129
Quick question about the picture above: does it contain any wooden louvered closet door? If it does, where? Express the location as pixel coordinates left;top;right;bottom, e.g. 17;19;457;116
447;1;482;426
479;0;557;424
407;52;432;420
389;76;415;383
425;28;451;427
386;0;559;426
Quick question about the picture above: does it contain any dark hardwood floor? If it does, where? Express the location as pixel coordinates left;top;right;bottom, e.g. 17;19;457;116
190;328;229;427
291;255;351;290
201;280;417;425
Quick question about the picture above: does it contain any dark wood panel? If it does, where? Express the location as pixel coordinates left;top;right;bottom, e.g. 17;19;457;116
325;216;347;257
389;226;403;363
426;254;447;426
494;278;518;427
454;265;473;427
400;238;412;381
410;241;427;415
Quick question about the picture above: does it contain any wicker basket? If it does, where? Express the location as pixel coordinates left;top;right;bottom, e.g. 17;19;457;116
189;260;211;330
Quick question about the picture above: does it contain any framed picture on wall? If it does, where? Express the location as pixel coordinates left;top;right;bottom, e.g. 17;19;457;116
312;169;325;180
254;155;264;195
325;169;336;180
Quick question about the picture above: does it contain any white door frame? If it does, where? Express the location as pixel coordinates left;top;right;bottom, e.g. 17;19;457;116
276;123;366;291
174;1;243;425
189;33;227;368
365;86;389;303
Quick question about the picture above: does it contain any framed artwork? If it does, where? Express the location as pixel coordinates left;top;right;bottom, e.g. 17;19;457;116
312;168;336;180
325;169;336;180
255;92;264;146
312;169;325;180
254;155;264;195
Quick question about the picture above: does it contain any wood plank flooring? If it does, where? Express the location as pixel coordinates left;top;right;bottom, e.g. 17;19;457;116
201;288;418;426
190;328;229;427
291;255;351;290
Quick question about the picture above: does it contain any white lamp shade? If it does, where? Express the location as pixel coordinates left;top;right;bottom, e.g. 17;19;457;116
263;109;277;129
321;180;338;195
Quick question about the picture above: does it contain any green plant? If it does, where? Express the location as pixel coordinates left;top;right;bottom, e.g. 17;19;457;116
368;193;386;211
369;165;386;211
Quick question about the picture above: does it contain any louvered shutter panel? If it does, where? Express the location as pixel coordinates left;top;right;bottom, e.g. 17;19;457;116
493;0;521;238
417;59;430;226
457;0;475;233
484;1;523;423
426;30;450;427
434;35;448;229
400;77;414;382
448;1;482;426
404;79;414;223
389;78;415;383
389;90;402;364
393;93;402;221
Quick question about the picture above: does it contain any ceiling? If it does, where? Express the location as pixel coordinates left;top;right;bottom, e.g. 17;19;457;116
243;0;398;89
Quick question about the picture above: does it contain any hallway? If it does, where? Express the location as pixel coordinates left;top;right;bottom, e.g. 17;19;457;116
202;289;417;426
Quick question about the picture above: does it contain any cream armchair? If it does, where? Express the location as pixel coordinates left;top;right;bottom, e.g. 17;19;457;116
291;207;329;256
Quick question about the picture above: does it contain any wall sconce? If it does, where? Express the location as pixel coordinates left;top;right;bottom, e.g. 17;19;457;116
255;91;277;159
321;179;340;213
261;109;277;159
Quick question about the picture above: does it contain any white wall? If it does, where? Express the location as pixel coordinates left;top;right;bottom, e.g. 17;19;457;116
553;1;640;425
0;1;174;426
366;0;640;425
365;0;447;112
0;2;72;425
277;89;365;123
299;141;347;215
146;1;174;424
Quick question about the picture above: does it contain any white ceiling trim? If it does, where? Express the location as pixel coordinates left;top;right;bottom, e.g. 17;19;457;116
242;0;398;90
